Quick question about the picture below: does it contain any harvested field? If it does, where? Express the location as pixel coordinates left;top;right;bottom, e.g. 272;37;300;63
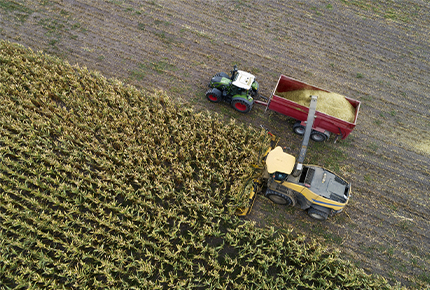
1;0;429;288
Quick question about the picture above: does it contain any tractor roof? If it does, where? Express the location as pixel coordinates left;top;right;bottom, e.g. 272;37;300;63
232;70;255;90
266;146;296;175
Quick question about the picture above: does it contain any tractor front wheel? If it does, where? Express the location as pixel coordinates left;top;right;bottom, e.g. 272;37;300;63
231;98;253;113
206;88;222;103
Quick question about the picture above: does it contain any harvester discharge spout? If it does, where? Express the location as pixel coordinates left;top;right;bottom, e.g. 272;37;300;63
292;95;318;177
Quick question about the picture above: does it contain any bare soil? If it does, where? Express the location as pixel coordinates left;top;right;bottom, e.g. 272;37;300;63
1;0;429;287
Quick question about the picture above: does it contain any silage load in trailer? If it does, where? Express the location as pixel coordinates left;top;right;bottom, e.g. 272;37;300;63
276;89;356;123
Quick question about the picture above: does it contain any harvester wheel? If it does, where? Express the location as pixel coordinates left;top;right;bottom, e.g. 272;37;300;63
307;207;328;220
206;88;222;103
293;122;305;135
265;190;294;206
231;98;253;113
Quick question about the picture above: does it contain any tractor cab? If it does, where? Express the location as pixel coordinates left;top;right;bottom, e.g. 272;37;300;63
232;70;255;91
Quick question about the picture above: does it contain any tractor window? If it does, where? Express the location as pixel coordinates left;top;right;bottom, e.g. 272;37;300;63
273;172;288;181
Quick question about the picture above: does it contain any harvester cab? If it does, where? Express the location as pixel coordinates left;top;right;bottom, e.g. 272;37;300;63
206;65;259;113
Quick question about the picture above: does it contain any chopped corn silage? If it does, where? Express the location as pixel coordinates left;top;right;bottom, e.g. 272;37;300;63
276;89;356;123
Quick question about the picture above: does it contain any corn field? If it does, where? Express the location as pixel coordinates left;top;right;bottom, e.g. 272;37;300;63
0;40;393;289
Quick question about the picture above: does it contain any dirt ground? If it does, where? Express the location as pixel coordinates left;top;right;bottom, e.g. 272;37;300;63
1;0;429;287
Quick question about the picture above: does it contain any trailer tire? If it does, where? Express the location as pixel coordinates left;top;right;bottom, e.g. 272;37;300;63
308;207;328;220
310;131;328;142
206;88;222;103
293;122;305;135
231;97;253;113
265;190;295;206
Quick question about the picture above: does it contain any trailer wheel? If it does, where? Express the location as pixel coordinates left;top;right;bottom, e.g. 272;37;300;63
265;190;295;206
206;88;222;103
231;98;253;113
293;122;305;135
308;207;328;220
310;131;327;142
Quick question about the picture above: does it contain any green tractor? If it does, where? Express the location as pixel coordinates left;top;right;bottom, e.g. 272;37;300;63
206;65;259;113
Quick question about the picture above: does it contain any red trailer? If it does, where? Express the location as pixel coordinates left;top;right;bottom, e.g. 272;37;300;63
255;75;361;142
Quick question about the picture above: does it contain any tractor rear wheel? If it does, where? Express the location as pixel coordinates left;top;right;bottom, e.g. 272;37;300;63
205;88;222;103
231;98;253;113
265;190;295;206
307;207;328;220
